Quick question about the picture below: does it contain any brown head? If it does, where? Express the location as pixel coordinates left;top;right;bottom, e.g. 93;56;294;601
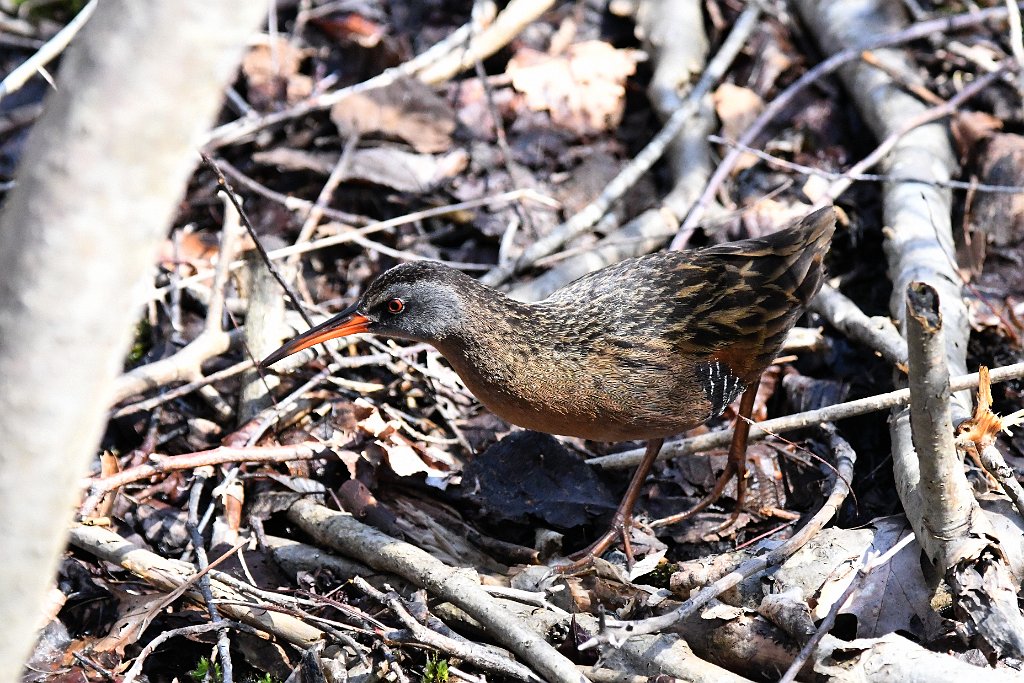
260;261;482;367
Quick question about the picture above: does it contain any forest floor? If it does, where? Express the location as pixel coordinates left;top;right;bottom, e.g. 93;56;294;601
5;1;1024;681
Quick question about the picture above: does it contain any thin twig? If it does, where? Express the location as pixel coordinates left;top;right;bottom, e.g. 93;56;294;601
416;0;554;84
112;359;253;417
287;133;361;271
80;443;326;517
859;49;945;106
206;192;244;333
977;445;1024;516
122;621;261;683
217;158;368;225
201;153;314;328
0;0;97;99
186;469;234;683
709;133;1024;194
352;576;543;682
1005;0;1024;93
471;0;533;239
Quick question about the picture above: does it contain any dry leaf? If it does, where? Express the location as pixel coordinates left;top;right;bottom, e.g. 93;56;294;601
507;41;640;135
213;476;245;545
242;37;312;109
313;13;387;48
331;77;456;153
346;147;468;192
714;83;764;173
254;146;467;192
378;431;456;479
964;291;1024;338
952;113;1024;248
157;229;220;275
830;519;946;641
353;398;457;480
92;592;167;656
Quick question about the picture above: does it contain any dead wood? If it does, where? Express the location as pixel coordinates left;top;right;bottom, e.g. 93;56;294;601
902;283;1024;659
588;360;1024;470
286;497;587;683
68;524;324;647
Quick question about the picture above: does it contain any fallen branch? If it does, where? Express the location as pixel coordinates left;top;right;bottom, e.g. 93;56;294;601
905;284;978;562
287;498;587;683
68;524;324;647
812;284;908;370
796;0;970;403
587;360;1024;470
110;328;241;406
899;283;1024;658
447;597;754;683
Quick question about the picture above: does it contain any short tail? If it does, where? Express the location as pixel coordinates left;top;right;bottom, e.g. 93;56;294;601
765;206;836;306
690;206;836;382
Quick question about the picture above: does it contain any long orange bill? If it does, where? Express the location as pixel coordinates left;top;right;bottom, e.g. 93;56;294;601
259;302;370;368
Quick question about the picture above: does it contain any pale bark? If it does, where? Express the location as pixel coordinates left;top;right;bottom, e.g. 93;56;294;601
0;2;267;678
795;0;1024;659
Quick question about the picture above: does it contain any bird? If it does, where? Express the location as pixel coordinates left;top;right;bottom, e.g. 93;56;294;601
261;207;835;568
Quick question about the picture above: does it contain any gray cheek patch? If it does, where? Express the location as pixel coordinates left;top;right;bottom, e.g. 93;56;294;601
695;359;745;419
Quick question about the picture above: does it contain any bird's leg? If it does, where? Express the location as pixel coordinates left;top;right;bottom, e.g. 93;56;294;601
558;438;665;572
650;378;760;530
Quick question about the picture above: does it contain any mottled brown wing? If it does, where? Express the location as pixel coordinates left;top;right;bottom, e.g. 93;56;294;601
666;207;835;382
540;208;834;424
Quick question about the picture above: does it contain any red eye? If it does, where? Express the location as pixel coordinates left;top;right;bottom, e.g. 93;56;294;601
387;298;405;314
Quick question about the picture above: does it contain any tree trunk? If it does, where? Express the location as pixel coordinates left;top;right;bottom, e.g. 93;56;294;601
0;2;267;678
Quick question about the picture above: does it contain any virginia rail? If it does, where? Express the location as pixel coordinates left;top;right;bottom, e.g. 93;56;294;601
262;207;835;567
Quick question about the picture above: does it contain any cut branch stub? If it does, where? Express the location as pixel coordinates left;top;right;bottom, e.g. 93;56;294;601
904;282;1024;659
905;281;976;552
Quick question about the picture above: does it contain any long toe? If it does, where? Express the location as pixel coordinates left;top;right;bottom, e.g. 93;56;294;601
558;516;635;573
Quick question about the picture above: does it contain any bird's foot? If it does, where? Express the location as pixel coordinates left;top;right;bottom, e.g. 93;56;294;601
556;514;634;573
649;457;746;530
